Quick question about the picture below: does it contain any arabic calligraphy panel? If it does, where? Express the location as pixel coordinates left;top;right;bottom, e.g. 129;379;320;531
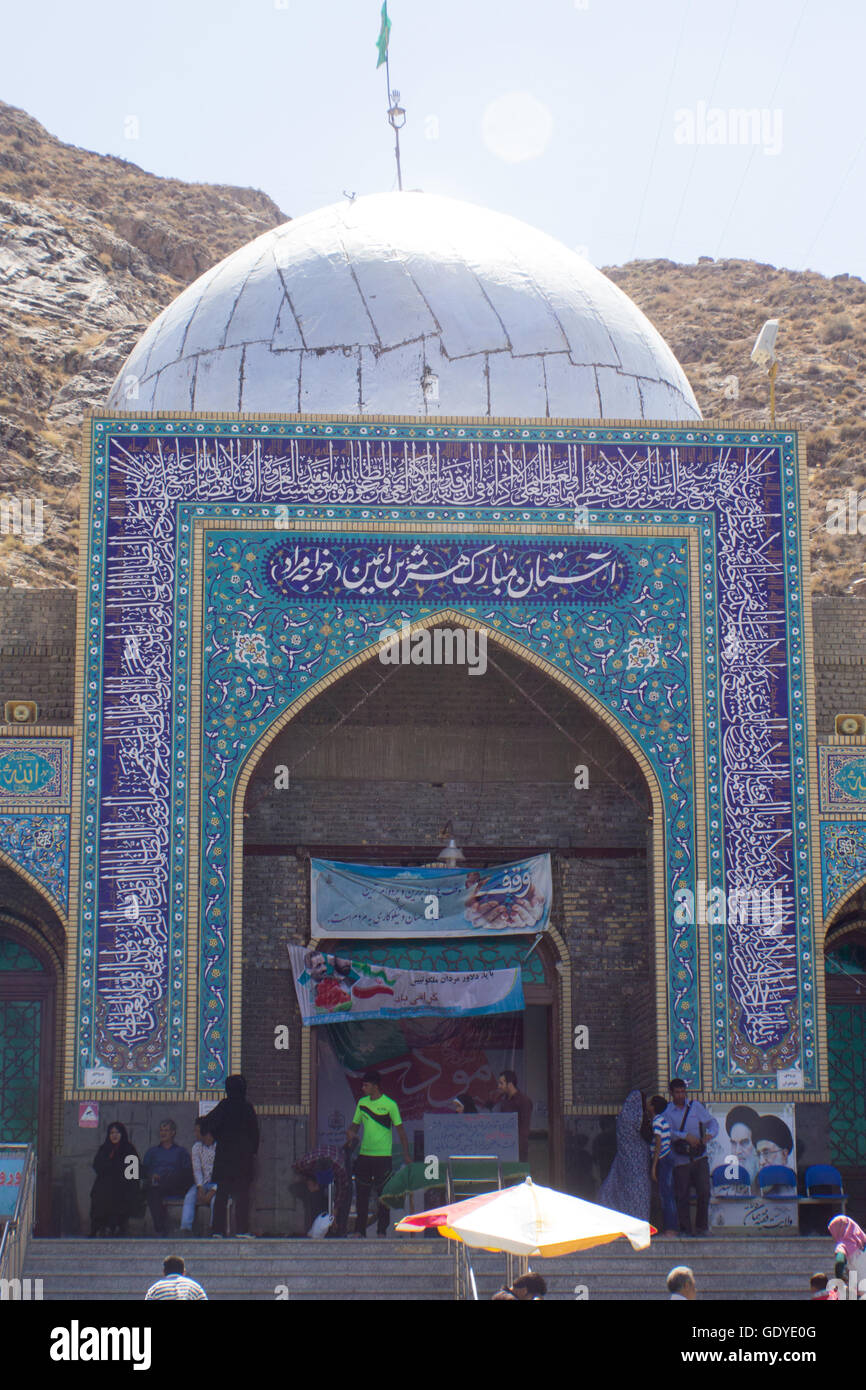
75;419;813;1096
819;746;866;813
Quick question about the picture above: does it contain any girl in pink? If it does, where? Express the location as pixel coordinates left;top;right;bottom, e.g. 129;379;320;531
829;1214;866;1296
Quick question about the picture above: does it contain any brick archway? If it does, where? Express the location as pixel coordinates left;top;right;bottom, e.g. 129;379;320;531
235;626;661;1126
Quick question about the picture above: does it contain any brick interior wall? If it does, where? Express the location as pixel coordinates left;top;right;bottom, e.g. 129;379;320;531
0;590;76;723
241;653;655;1107
812;597;866;734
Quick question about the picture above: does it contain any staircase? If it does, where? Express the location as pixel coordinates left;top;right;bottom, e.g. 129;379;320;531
22;1237;455;1301
21;1234;833;1301
469;1236;836;1301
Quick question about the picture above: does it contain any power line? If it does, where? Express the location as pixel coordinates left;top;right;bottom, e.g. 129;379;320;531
713;0;810;258
667;0;740;259
798;131;866;272
629;0;693;261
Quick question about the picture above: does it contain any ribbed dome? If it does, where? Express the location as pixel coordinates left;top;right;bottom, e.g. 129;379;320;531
107;191;701;421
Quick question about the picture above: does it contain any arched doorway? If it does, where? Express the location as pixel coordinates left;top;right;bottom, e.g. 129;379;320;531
238;634;657;1196
825;891;866;1221
0;864;65;1233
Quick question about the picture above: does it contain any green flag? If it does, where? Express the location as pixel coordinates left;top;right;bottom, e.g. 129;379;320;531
376;1;391;68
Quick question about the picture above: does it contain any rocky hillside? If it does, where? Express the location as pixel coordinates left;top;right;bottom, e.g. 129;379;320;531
0;99;863;592
607;257;866;596
0;101;287;587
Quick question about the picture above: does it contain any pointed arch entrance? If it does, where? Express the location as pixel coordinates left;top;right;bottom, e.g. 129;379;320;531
234;616;663;1191
0;863;65;1233
824;880;866;1219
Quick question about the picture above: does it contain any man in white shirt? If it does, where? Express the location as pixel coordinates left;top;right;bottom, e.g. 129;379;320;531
181;1118;217;1233
145;1255;207;1300
666;1265;697;1300
663;1077;719;1237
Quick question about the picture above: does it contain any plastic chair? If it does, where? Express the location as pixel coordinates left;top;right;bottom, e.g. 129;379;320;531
801;1164;848;1214
756;1164;799;1199
804;1164;847;1198
710;1163;752;1195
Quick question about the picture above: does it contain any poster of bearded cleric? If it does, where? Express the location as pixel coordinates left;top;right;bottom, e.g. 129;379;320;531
706;1104;798;1230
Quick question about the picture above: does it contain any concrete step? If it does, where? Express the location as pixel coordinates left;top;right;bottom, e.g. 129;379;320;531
20;1236;838;1302
22;1237;456;1302
466;1243;833;1301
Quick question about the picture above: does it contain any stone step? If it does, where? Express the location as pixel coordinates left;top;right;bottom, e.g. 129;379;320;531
20;1236;838;1302
22;1236;457;1301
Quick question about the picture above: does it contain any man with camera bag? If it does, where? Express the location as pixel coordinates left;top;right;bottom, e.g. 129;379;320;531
663;1077;718;1237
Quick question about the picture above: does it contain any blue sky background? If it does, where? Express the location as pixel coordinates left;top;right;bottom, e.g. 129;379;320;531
1;0;861;277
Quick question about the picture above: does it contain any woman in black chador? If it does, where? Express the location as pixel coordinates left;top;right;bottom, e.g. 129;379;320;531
90;1122;140;1237
208;1074;260;1238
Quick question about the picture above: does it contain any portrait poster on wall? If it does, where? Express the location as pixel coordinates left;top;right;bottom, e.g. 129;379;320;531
707;1103;797;1229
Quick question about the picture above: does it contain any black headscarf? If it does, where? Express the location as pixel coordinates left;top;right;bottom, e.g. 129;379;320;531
96;1121;136;1158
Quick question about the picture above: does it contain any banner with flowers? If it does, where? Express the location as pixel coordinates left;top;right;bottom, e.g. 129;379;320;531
310;855;551;938
289;947;524;1024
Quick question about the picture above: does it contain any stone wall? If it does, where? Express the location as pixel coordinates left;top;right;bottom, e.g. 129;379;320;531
57;1101;310;1238
812;597;866;735
0;589;76;723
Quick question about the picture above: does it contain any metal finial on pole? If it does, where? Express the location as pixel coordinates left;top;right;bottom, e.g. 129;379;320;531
385;62;405;191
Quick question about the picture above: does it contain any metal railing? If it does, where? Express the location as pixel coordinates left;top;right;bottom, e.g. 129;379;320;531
448;1156;503;1300
456;1240;479;1300
0;1145;38;1298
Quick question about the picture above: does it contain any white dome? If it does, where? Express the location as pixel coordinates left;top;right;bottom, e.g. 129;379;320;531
107;192;701;421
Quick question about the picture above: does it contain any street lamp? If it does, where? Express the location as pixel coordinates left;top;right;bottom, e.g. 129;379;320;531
750;319;780;427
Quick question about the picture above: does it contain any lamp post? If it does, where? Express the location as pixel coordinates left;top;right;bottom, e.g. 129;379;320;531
751;319;780;427
388;89;406;192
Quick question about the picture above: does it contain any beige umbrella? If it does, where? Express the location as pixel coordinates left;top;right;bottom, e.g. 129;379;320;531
395;1176;653;1257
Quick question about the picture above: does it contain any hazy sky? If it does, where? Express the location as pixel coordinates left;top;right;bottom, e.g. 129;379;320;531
2;0;862;278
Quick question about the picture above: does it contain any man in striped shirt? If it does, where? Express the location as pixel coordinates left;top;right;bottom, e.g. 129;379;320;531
649;1094;678;1236
145;1255;207;1301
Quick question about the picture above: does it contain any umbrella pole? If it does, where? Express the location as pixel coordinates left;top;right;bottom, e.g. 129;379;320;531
504;1251;529;1292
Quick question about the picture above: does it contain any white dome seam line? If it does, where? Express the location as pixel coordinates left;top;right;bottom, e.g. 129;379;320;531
403;270;444;339
272;261;308;351
218;277;253;353
535;291;573;361
592;367;604;418
473;272;514;356
332;222;382;351
541;357;551;420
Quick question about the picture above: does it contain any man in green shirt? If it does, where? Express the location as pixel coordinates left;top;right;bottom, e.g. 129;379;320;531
347;1070;410;1238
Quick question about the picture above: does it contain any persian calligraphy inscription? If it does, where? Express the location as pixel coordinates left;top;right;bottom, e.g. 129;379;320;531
74;418;815;1094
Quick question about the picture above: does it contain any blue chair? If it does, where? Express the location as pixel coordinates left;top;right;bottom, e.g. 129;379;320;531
757;1164;799;1199
711;1163;752;1196
802;1164;848;1213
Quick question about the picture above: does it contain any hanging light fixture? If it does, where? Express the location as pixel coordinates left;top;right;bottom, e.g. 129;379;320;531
438;822;465;868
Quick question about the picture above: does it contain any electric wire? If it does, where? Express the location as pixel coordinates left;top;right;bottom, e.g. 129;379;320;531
713;0;810;259
667;0;740;260
629;0;693;261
